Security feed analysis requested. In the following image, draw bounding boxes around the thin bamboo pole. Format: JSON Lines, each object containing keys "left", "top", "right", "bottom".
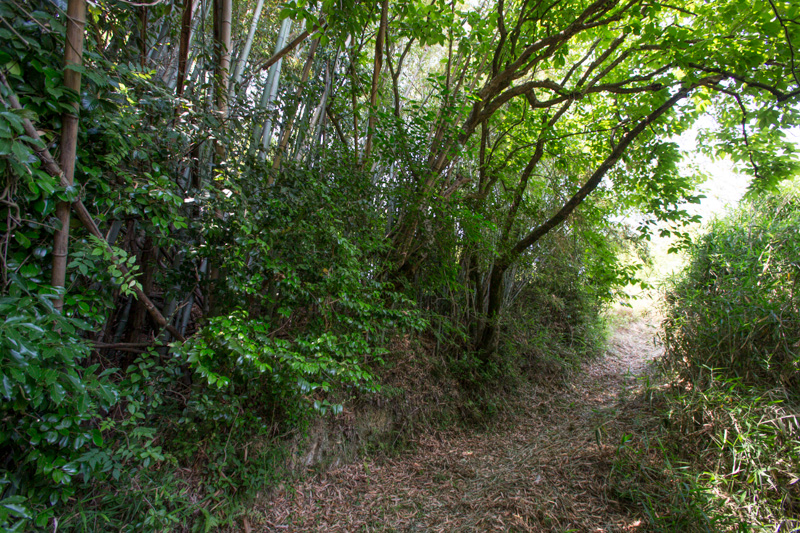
{"left": 51, "top": 0, "right": 87, "bottom": 312}
{"left": 230, "top": 0, "right": 265, "bottom": 92}
{"left": 175, "top": 0, "right": 196, "bottom": 99}
{"left": 213, "top": 0, "right": 232, "bottom": 117}
{"left": 271, "top": 36, "right": 319, "bottom": 171}
{"left": 255, "top": 17, "right": 293, "bottom": 157}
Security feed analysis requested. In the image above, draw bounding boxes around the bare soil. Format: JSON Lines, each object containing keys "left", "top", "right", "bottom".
{"left": 254, "top": 318, "right": 663, "bottom": 532}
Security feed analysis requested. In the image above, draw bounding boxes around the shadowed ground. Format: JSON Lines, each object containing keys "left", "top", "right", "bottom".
{"left": 255, "top": 317, "right": 662, "bottom": 532}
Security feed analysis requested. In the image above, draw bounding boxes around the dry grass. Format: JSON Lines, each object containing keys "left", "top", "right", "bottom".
{"left": 250, "top": 318, "right": 663, "bottom": 532}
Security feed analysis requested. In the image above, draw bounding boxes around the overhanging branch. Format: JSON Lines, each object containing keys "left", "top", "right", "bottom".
{"left": 504, "top": 79, "right": 719, "bottom": 264}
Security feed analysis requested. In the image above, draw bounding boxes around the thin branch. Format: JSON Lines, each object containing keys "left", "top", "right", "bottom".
{"left": 0, "top": 16, "right": 32, "bottom": 46}
{"left": 578, "top": 34, "right": 628, "bottom": 87}
{"left": 254, "top": 21, "right": 325, "bottom": 73}
{"left": 688, "top": 63, "right": 800, "bottom": 102}
{"left": 654, "top": 2, "right": 698, "bottom": 16}
{"left": 116, "top": 0, "right": 166, "bottom": 6}
{"left": 325, "top": 106, "right": 349, "bottom": 148}
{"left": 766, "top": 0, "right": 800, "bottom": 87}
{"left": 500, "top": 99, "right": 572, "bottom": 243}
{"left": 714, "top": 85, "right": 763, "bottom": 180}
{"left": 562, "top": 37, "right": 601, "bottom": 86}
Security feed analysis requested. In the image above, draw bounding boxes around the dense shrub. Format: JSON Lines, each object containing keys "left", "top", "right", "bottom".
{"left": 0, "top": 2, "right": 424, "bottom": 524}
{"left": 502, "top": 225, "right": 628, "bottom": 377}
{"left": 662, "top": 187, "right": 800, "bottom": 389}
{"left": 0, "top": 286, "right": 117, "bottom": 529}
{"left": 638, "top": 183, "right": 800, "bottom": 530}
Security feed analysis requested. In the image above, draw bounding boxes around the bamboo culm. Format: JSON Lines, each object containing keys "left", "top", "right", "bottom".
{"left": 255, "top": 18, "right": 293, "bottom": 157}
{"left": 51, "top": 0, "right": 87, "bottom": 312}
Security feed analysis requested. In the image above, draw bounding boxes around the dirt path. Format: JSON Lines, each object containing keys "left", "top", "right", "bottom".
{"left": 258, "top": 318, "right": 662, "bottom": 532}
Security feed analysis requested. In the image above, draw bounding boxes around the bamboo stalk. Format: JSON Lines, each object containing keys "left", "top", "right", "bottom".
{"left": 213, "top": 0, "right": 232, "bottom": 117}
{"left": 175, "top": 0, "right": 196, "bottom": 99}
{"left": 255, "top": 23, "right": 322, "bottom": 74}
{"left": 230, "top": 0, "right": 265, "bottom": 91}
{"left": 271, "top": 37, "right": 320, "bottom": 171}
{"left": 51, "top": 0, "right": 87, "bottom": 312}
{"left": 255, "top": 18, "right": 293, "bottom": 157}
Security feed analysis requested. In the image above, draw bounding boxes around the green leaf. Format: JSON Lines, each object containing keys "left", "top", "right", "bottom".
{"left": 13, "top": 232, "right": 31, "bottom": 248}
{"left": 1, "top": 499, "right": 30, "bottom": 520}
{"left": 49, "top": 383, "right": 66, "bottom": 404}
{"left": 91, "top": 429, "right": 103, "bottom": 447}
{"left": 0, "top": 374, "right": 13, "bottom": 399}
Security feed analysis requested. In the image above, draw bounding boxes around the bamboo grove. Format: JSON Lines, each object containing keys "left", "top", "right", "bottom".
{"left": 0, "top": 0, "right": 799, "bottom": 527}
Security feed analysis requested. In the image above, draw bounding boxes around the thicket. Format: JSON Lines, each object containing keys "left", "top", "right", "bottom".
{"left": 0, "top": 4, "right": 423, "bottom": 529}
{"left": 2, "top": 0, "right": 799, "bottom": 529}
{"left": 0, "top": 2, "right": 613, "bottom": 529}
{"left": 663, "top": 190, "right": 800, "bottom": 389}
{"left": 612, "top": 185, "right": 800, "bottom": 531}
{"left": 503, "top": 224, "right": 640, "bottom": 378}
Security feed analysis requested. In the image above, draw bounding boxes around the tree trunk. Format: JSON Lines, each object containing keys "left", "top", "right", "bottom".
{"left": 475, "top": 261, "right": 507, "bottom": 358}
{"left": 349, "top": 43, "right": 360, "bottom": 161}
{"left": 51, "top": 0, "right": 87, "bottom": 312}
{"left": 362, "top": 0, "right": 388, "bottom": 163}
{"left": 139, "top": 6, "right": 148, "bottom": 67}
{"left": 474, "top": 84, "right": 701, "bottom": 357}
{"left": 126, "top": 236, "right": 158, "bottom": 342}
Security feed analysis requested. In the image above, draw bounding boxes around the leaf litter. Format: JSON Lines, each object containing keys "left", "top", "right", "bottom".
{"left": 256, "top": 318, "right": 663, "bottom": 532}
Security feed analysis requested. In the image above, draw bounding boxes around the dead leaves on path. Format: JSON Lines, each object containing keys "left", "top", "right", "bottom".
{"left": 257, "top": 319, "right": 662, "bottom": 532}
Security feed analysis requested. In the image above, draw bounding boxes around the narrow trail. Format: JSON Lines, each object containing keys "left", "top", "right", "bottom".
{"left": 259, "top": 318, "right": 663, "bottom": 532}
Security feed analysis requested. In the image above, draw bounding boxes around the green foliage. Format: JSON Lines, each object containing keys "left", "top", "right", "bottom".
{"left": 188, "top": 154, "right": 426, "bottom": 414}
{"left": 610, "top": 425, "right": 734, "bottom": 532}
{"left": 0, "top": 284, "right": 118, "bottom": 530}
{"left": 612, "top": 377, "right": 800, "bottom": 531}
{"left": 505, "top": 230, "right": 610, "bottom": 376}
{"left": 51, "top": 350, "right": 294, "bottom": 533}
{"left": 668, "top": 382, "right": 799, "bottom": 529}
{"left": 175, "top": 309, "right": 381, "bottom": 414}
{"left": 614, "top": 183, "right": 800, "bottom": 531}
{"left": 663, "top": 186, "right": 800, "bottom": 389}
{"left": 2, "top": 0, "right": 800, "bottom": 528}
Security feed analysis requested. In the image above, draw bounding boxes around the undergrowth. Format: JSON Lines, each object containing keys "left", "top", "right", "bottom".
{"left": 610, "top": 183, "right": 800, "bottom": 531}
{"left": 505, "top": 259, "right": 609, "bottom": 381}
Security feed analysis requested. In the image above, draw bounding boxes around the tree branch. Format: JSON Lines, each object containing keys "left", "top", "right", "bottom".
{"left": 254, "top": 20, "right": 325, "bottom": 73}
{"left": 688, "top": 63, "right": 800, "bottom": 102}
{"left": 504, "top": 79, "right": 715, "bottom": 264}
{"left": 766, "top": 0, "right": 800, "bottom": 87}
{"left": 713, "top": 85, "right": 763, "bottom": 180}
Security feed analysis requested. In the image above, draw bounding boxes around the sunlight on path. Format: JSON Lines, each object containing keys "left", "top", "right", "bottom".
{"left": 257, "top": 318, "right": 662, "bottom": 532}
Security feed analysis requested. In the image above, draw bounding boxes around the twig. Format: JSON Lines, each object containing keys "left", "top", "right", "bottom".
{"left": 766, "top": 0, "right": 800, "bottom": 87}
{"left": 714, "top": 85, "right": 763, "bottom": 181}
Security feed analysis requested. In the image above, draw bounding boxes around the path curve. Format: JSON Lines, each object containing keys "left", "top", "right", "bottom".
{"left": 258, "top": 318, "right": 662, "bottom": 532}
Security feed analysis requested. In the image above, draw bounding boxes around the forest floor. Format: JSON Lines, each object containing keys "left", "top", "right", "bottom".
{"left": 254, "top": 315, "right": 664, "bottom": 532}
